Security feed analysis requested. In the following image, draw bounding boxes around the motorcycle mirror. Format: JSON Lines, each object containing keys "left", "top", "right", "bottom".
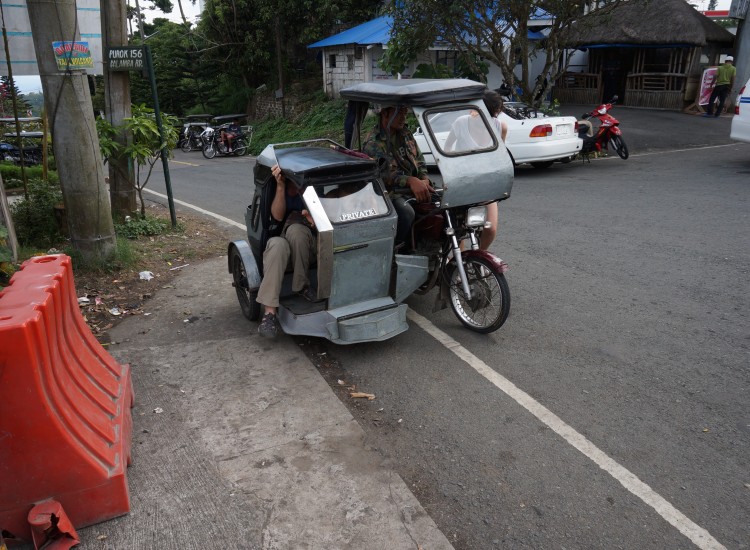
{"left": 582, "top": 113, "right": 590, "bottom": 119}
{"left": 612, "top": 95, "right": 619, "bottom": 101}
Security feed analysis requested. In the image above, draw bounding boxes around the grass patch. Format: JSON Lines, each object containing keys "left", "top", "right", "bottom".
{"left": 250, "top": 99, "right": 349, "bottom": 155}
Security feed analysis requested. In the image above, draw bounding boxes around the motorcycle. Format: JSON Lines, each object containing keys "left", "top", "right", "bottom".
{"left": 578, "top": 95, "right": 629, "bottom": 159}
{"left": 228, "top": 79, "right": 514, "bottom": 344}
{"left": 201, "top": 114, "right": 251, "bottom": 159}
{"left": 201, "top": 126, "right": 249, "bottom": 159}
{"left": 180, "top": 122, "right": 208, "bottom": 152}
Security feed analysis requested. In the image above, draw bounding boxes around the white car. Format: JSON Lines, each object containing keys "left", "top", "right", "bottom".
{"left": 730, "top": 76, "right": 750, "bottom": 144}
{"left": 415, "top": 102, "right": 582, "bottom": 169}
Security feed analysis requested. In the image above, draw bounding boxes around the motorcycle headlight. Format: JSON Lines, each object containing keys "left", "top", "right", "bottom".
{"left": 466, "top": 206, "right": 487, "bottom": 228}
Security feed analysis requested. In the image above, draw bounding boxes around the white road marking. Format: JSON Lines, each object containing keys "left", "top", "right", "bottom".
{"left": 594, "top": 142, "right": 740, "bottom": 161}
{"left": 406, "top": 309, "right": 726, "bottom": 550}
{"left": 143, "top": 188, "right": 246, "bottom": 230}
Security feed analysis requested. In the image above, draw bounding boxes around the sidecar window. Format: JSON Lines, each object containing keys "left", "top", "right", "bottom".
{"left": 425, "top": 108, "right": 498, "bottom": 156}
{"left": 317, "top": 181, "right": 389, "bottom": 224}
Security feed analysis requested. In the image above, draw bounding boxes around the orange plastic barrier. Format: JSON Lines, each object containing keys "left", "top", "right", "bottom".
{"left": 0, "top": 254, "right": 133, "bottom": 542}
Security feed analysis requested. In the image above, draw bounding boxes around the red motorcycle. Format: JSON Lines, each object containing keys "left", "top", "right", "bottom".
{"left": 578, "top": 95, "right": 629, "bottom": 159}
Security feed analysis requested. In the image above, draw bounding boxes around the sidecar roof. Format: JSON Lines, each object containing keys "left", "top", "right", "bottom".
{"left": 340, "top": 79, "right": 486, "bottom": 107}
{"left": 256, "top": 144, "right": 379, "bottom": 187}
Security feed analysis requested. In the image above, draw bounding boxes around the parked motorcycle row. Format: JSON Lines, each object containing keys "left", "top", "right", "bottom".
{"left": 177, "top": 113, "right": 253, "bottom": 159}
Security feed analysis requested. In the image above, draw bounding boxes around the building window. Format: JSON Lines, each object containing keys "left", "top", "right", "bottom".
{"left": 347, "top": 54, "right": 355, "bottom": 70}
{"left": 329, "top": 54, "right": 337, "bottom": 68}
{"left": 355, "top": 47, "right": 363, "bottom": 60}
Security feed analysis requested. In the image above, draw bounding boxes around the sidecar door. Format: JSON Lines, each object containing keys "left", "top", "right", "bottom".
{"left": 412, "top": 104, "right": 514, "bottom": 207}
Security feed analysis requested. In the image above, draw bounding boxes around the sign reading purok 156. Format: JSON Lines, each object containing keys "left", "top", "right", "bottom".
{"left": 107, "top": 47, "right": 145, "bottom": 72}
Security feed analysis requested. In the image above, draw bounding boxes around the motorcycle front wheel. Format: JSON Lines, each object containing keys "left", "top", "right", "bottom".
{"left": 181, "top": 139, "right": 194, "bottom": 153}
{"left": 610, "top": 135, "right": 629, "bottom": 159}
{"left": 447, "top": 256, "right": 510, "bottom": 333}
{"left": 202, "top": 142, "right": 217, "bottom": 159}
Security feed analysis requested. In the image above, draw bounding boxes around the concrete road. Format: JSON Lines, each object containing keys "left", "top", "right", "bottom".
{"left": 145, "top": 109, "right": 749, "bottom": 549}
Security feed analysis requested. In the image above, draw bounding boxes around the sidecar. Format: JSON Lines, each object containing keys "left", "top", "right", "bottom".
{"left": 228, "top": 79, "right": 514, "bottom": 344}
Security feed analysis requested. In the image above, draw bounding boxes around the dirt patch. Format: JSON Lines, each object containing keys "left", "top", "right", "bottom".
{"left": 73, "top": 203, "right": 236, "bottom": 344}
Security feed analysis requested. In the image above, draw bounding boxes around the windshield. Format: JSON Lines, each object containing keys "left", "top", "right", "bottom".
{"left": 315, "top": 180, "right": 389, "bottom": 224}
{"left": 424, "top": 108, "right": 498, "bottom": 156}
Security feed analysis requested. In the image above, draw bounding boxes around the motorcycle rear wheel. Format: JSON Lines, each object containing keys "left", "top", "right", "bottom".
{"left": 447, "top": 256, "right": 510, "bottom": 333}
{"left": 230, "top": 247, "right": 261, "bottom": 321}
{"left": 610, "top": 135, "right": 629, "bottom": 159}
{"left": 202, "top": 142, "right": 217, "bottom": 159}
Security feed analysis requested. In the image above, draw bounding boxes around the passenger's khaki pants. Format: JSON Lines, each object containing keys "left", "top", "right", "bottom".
{"left": 256, "top": 223, "right": 315, "bottom": 308}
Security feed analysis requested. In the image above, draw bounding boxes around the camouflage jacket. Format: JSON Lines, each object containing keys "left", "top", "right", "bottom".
{"left": 362, "top": 123, "right": 428, "bottom": 190}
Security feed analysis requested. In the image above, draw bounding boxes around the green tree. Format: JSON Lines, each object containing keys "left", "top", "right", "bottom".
{"left": 97, "top": 104, "right": 179, "bottom": 217}
{"left": 0, "top": 77, "right": 32, "bottom": 117}
{"left": 382, "top": 0, "right": 626, "bottom": 107}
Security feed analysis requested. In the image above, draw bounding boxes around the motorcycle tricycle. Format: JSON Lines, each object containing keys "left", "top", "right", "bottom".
{"left": 578, "top": 95, "right": 629, "bottom": 159}
{"left": 228, "top": 79, "right": 514, "bottom": 344}
{"left": 201, "top": 114, "right": 251, "bottom": 158}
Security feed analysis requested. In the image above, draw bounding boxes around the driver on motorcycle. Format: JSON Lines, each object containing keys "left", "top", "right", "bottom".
{"left": 221, "top": 119, "right": 242, "bottom": 153}
{"left": 362, "top": 104, "right": 434, "bottom": 251}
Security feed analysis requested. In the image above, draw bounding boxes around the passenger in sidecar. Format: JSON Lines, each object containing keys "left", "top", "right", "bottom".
{"left": 229, "top": 141, "right": 425, "bottom": 343}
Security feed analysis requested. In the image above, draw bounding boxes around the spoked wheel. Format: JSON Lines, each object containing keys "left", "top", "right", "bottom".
{"left": 181, "top": 139, "right": 194, "bottom": 153}
{"left": 610, "top": 135, "right": 629, "bottom": 159}
{"left": 233, "top": 138, "right": 248, "bottom": 156}
{"left": 202, "top": 141, "right": 217, "bottom": 159}
{"left": 447, "top": 256, "right": 510, "bottom": 333}
{"left": 230, "top": 247, "right": 260, "bottom": 321}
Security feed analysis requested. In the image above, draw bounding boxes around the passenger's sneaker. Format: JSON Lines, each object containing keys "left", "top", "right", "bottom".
{"left": 258, "top": 312, "right": 278, "bottom": 338}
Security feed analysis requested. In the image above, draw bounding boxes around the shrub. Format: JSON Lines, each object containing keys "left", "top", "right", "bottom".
{"left": 9, "top": 178, "right": 63, "bottom": 248}
{"left": 114, "top": 215, "right": 169, "bottom": 239}
{"left": 1, "top": 162, "right": 59, "bottom": 190}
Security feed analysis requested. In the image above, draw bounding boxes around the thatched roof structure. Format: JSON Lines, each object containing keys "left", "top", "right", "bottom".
{"left": 561, "top": 0, "right": 735, "bottom": 47}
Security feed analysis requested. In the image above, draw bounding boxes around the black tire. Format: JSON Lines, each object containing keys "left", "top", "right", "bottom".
{"left": 230, "top": 247, "right": 261, "bottom": 321}
{"left": 233, "top": 138, "right": 248, "bottom": 156}
{"left": 181, "top": 139, "right": 193, "bottom": 153}
{"left": 447, "top": 256, "right": 510, "bottom": 333}
{"left": 610, "top": 135, "right": 629, "bottom": 159}
{"left": 202, "top": 142, "right": 217, "bottom": 159}
{"left": 531, "top": 161, "right": 554, "bottom": 169}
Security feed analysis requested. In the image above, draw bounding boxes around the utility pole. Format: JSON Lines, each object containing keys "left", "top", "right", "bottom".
{"left": 101, "top": 0, "right": 136, "bottom": 219}
{"left": 26, "top": 0, "right": 116, "bottom": 262}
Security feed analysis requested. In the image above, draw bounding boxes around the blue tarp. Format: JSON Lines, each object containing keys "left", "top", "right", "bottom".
{"left": 308, "top": 15, "right": 546, "bottom": 49}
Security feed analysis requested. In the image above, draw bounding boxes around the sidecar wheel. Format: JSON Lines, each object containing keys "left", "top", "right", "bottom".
{"left": 233, "top": 138, "right": 248, "bottom": 156}
{"left": 610, "top": 135, "right": 629, "bottom": 159}
{"left": 230, "top": 247, "right": 260, "bottom": 321}
{"left": 202, "top": 143, "right": 217, "bottom": 159}
{"left": 447, "top": 256, "right": 510, "bottom": 333}
{"left": 181, "top": 140, "right": 193, "bottom": 153}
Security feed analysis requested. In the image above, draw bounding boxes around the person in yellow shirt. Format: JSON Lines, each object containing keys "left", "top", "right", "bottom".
{"left": 705, "top": 57, "right": 736, "bottom": 117}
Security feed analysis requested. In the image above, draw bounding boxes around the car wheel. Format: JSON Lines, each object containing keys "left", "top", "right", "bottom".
{"left": 531, "top": 161, "right": 554, "bottom": 169}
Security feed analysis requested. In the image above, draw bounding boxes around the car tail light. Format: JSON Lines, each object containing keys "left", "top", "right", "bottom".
{"left": 530, "top": 124, "right": 552, "bottom": 138}
{"left": 574, "top": 121, "right": 579, "bottom": 133}
{"left": 736, "top": 85, "right": 746, "bottom": 115}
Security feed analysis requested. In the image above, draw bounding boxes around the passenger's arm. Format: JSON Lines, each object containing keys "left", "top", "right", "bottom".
{"left": 270, "top": 165, "right": 287, "bottom": 222}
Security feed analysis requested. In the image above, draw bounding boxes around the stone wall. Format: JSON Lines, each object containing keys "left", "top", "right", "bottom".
{"left": 250, "top": 91, "right": 307, "bottom": 121}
